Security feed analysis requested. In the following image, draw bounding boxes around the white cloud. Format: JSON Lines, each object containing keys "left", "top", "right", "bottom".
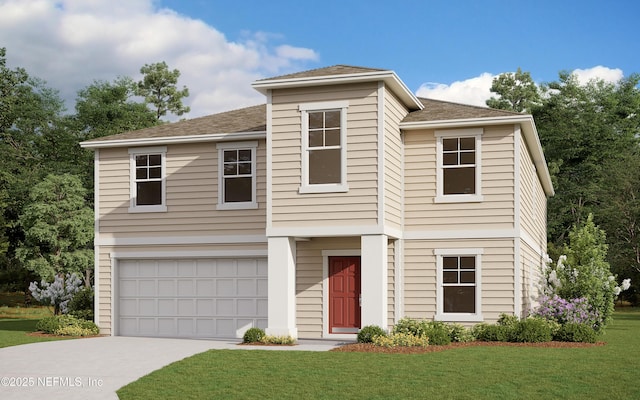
{"left": 572, "top": 66, "right": 623, "bottom": 85}
{"left": 415, "top": 66, "right": 626, "bottom": 107}
{"left": 415, "top": 73, "right": 495, "bottom": 107}
{"left": 0, "top": 0, "right": 319, "bottom": 118}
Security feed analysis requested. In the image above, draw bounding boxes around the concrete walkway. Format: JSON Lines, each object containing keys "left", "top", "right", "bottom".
{"left": 0, "top": 336, "right": 346, "bottom": 400}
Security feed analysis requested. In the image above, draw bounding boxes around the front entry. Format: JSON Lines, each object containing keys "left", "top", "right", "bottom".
{"left": 328, "top": 256, "right": 361, "bottom": 334}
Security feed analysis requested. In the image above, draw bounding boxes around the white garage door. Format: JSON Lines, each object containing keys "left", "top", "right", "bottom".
{"left": 118, "top": 258, "right": 267, "bottom": 338}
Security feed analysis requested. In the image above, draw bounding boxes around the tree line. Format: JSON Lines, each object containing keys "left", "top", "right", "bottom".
{"left": 487, "top": 68, "right": 640, "bottom": 304}
{"left": 0, "top": 47, "right": 189, "bottom": 289}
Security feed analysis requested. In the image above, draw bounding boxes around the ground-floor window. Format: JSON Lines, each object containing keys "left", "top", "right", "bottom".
{"left": 435, "top": 248, "right": 483, "bottom": 322}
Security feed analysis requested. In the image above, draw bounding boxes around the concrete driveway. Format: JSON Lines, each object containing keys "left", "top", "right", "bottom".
{"left": 0, "top": 336, "right": 342, "bottom": 400}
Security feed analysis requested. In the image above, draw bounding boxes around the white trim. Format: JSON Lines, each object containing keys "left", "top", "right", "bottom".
{"left": 110, "top": 250, "right": 268, "bottom": 259}
{"left": 267, "top": 225, "right": 403, "bottom": 238}
{"left": 266, "top": 237, "right": 298, "bottom": 338}
{"left": 321, "top": 250, "right": 361, "bottom": 338}
{"left": 252, "top": 70, "right": 423, "bottom": 110}
{"left": 216, "top": 141, "right": 258, "bottom": 210}
{"left": 377, "top": 82, "right": 385, "bottom": 229}
{"left": 128, "top": 146, "right": 168, "bottom": 213}
{"left": 434, "top": 248, "right": 484, "bottom": 322}
{"left": 299, "top": 100, "right": 349, "bottom": 111}
{"left": 514, "top": 125, "right": 522, "bottom": 318}
{"left": 434, "top": 128, "right": 483, "bottom": 203}
{"left": 266, "top": 90, "right": 273, "bottom": 231}
{"left": 93, "top": 149, "right": 100, "bottom": 327}
{"left": 80, "top": 132, "right": 266, "bottom": 149}
{"left": 96, "top": 234, "right": 267, "bottom": 246}
{"left": 110, "top": 255, "right": 117, "bottom": 336}
{"left": 299, "top": 101, "right": 349, "bottom": 193}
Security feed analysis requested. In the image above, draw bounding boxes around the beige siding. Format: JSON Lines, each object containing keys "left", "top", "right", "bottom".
{"left": 519, "top": 134, "right": 547, "bottom": 247}
{"left": 520, "top": 240, "right": 544, "bottom": 316}
{"left": 383, "top": 89, "right": 407, "bottom": 230}
{"left": 404, "top": 126, "right": 516, "bottom": 231}
{"left": 96, "top": 243, "right": 267, "bottom": 335}
{"left": 295, "top": 237, "right": 361, "bottom": 338}
{"left": 98, "top": 141, "right": 266, "bottom": 239}
{"left": 403, "top": 239, "right": 515, "bottom": 323}
{"left": 271, "top": 83, "right": 380, "bottom": 228}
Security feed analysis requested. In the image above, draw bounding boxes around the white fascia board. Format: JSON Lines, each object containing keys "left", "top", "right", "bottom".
{"left": 80, "top": 131, "right": 266, "bottom": 149}
{"left": 252, "top": 71, "right": 423, "bottom": 111}
{"left": 400, "top": 115, "right": 554, "bottom": 196}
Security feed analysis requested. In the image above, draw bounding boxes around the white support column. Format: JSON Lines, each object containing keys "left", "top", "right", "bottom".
{"left": 361, "top": 234, "right": 388, "bottom": 329}
{"left": 266, "top": 236, "right": 298, "bottom": 338}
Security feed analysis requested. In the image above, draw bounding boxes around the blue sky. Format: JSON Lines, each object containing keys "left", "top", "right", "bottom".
{"left": 0, "top": 0, "right": 637, "bottom": 118}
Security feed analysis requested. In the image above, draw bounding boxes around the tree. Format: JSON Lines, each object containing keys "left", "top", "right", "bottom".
{"left": 16, "top": 174, "right": 93, "bottom": 282}
{"left": 74, "top": 77, "right": 158, "bottom": 140}
{"left": 135, "top": 61, "right": 190, "bottom": 120}
{"left": 533, "top": 73, "right": 640, "bottom": 244}
{"left": 486, "top": 67, "right": 541, "bottom": 113}
{"left": 0, "top": 48, "right": 66, "bottom": 276}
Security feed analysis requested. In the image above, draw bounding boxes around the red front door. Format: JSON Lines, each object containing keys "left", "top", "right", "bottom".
{"left": 329, "top": 256, "right": 361, "bottom": 334}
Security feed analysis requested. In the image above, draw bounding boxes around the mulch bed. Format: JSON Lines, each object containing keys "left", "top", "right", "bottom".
{"left": 27, "top": 331, "right": 105, "bottom": 339}
{"left": 331, "top": 341, "right": 605, "bottom": 354}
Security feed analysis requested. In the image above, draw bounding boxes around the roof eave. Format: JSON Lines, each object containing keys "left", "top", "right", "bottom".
{"left": 400, "top": 115, "right": 555, "bottom": 196}
{"left": 252, "top": 71, "right": 423, "bottom": 111}
{"left": 80, "top": 131, "right": 266, "bottom": 149}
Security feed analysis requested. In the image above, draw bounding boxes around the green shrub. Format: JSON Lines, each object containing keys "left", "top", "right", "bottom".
{"left": 393, "top": 318, "right": 428, "bottom": 337}
{"left": 422, "top": 321, "right": 451, "bottom": 346}
{"left": 36, "top": 314, "right": 99, "bottom": 335}
{"left": 55, "top": 325, "right": 97, "bottom": 336}
{"left": 68, "top": 287, "right": 94, "bottom": 321}
{"left": 555, "top": 323, "right": 599, "bottom": 343}
{"left": 261, "top": 335, "right": 295, "bottom": 345}
{"left": 448, "top": 323, "right": 475, "bottom": 343}
{"left": 497, "top": 313, "right": 520, "bottom": 328}
{"left": 242, "top": 327, "right": 265, "bottom": 343}
{"left": 372, "top": 332, "right": 429, "bottom": 348}
{"left": 473, "top": 323, "right": 512, "bottom": 342}
{"left": 392, "top": 318, "right": 451, "bottom": 345}
{"left": 357, "top": 325, "right": 387, "bottom": 343}
{"left": 512, "top": 317, "right": 555, "bottom": 343}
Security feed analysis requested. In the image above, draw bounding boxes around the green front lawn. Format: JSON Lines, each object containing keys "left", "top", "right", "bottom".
{"left": 118, "top": 308, "right": 640, "bottom": 400}
{"left": 0, "top": 319, "right": 70, "bottom": 348}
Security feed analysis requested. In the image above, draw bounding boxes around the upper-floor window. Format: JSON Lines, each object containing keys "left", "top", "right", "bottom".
{"left": 435, "top": 128, "right": 483, "bottom": 203}
{"left": 435, "top": 248, "right": 483, "bottom": 322}
{"left": 129, "top": 146, "right": 167, "bottom": 213}
{"left": 299, "top": 101, "right": 349, "bottom": 194}
{"left": 217, "top": 141, "right": 258, "bottom": 210}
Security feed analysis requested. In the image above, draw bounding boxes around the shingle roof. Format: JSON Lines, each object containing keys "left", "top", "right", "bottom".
{"left": 84, "top": 104, "right": 266, "bottom": 143}
{"left": 403, "top": 98, "right": 523, "bottom": 123}
{"left": 254, "top": 65, "right": 389, "bottom": 82}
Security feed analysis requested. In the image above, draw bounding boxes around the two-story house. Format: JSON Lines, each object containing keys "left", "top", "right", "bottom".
{"left": 80, "top": 65, "right": 554, "bottom": 339}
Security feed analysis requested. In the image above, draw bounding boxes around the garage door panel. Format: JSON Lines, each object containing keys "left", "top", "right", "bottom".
{"left": 119, "top": 258, "right": 267, "bottom": 338}
{"left": 158, "top": 299, "right": 176, "bottom": 315}
{"left": 158, "top": 261, "right": 176, "bottom": 276}
{"left": 196, "top": 280, "right": 215, "bottom": 296}
{"left": 216, "top": 279, "right": 234, "bottom": 296}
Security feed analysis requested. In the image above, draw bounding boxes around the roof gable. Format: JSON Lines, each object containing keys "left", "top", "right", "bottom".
{"left": 254, "top": 65, "right": 388, "bottom": 82}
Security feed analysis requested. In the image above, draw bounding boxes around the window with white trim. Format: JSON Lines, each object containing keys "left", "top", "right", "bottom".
{"left": 435, "top": 128, "right": 483, "bottom": 203}
{"left": 129, "top": 146, "right": 167, "bottom": 213}
{"left": 299, "top": 101, "right": 349, "bottom": 193}
{"left": 217, "top": 141, "right": 258, "bottom": 210}
{"left": 435, "top": 248, "right": 483, "bottom": 322}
